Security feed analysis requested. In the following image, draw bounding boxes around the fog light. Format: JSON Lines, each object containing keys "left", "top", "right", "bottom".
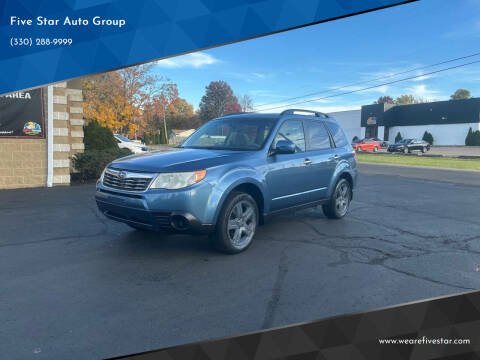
{"left": 170, "top": 215, "right": 190, "bottom": 231}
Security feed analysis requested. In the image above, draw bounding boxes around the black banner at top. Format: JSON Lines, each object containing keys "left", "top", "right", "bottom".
{"left": 0, "top": 88, "right": 44, "bottom": 138}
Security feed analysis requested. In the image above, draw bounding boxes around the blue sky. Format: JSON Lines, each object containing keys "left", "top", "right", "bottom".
{"left": 152, "top": 0, "right": 480, "bottom": 113}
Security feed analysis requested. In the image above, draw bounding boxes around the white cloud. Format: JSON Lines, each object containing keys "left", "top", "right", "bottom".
{"left": 156, "top": 52, "right": 219, "bottom": 68}
{"left": 405, "top": 84, "right": 439, "bottom": 100}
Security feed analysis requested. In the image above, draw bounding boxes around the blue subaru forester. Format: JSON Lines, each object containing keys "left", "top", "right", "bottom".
{"left": 95, "top": 109, "right": 358, "bottom": 253}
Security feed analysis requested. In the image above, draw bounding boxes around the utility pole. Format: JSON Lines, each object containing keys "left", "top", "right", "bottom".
{"left": 163, "top": 103, "right": 168, "bottom": 144}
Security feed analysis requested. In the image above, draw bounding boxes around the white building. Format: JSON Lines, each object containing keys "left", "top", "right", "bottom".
{"left": 329, "top": 98, "right": 480, "bottom": 145}
{"left": 327, "top": 109, "right": 363, "bottom": 143}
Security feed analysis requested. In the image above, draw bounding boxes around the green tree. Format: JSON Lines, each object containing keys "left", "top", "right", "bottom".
{"left": 466, "top": 127, "right": 473, "bottom": 145}
{"left": 198, "top": 81, "right": 239, "bottom": 123}
{"left": 395, "top": 94, "right": 421, "bottom": 105}
{"left": 395, "top": 132, "right": 403, "bottom": 143}
{"left": 422, "top": 131, "right": 434, "bottom": 145}
{"left": 450, "top": 89, "right": 472, "bottom": 100}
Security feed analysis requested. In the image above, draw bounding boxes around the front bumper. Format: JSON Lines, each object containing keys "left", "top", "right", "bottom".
{"left": 95, "top": 181, "right": 215, "bottom": 233}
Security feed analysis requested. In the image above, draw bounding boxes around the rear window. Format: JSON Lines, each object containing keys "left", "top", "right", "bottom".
{"left": 325, "top": 121, "right": 349, "bottom": 148}
{"left": 304, "top": 120, "right": 331, "bottom": 151}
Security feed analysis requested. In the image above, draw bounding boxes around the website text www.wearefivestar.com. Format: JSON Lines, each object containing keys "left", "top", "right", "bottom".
{"left": 379, "top": 336, "right": 471, "bottom": 345}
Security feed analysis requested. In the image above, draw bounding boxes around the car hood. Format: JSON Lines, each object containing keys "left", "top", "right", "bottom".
{"left": 109, "top": 147, "right": 255, "bottom": 173}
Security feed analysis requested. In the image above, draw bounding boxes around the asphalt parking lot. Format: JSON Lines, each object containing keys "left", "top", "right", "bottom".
{"left": 2, "top": 164, "right": 480, "bottom": 359}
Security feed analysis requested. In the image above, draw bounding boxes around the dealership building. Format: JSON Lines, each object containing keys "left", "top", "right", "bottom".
{"left": 0, "top": 80, "right": 84, "bottom": 190}
{"left": 330, "top": 97, "right": 480, "bottom": 145}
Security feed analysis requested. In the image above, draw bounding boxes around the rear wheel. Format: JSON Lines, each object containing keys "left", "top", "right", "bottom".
{"left": 421, "top": 147, "right": 425, "bottom": 153}
{"left": 213, "top": 191, "right": 258, "bottom": 254}
{"left": 322, "top": 179, "right": 352, "bottom": 219}
{"left": 404, "top": 148, "right": 409, "bottom": 154}
{"left": 373, "top": 146, "right": 378, "bottom": 152}
{"left": 357, "top": 147, "right": 362, "bottom": 152}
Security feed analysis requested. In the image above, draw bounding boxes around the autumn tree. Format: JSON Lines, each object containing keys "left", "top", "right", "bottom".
{"left": 450, "top": 89, "right": 472, "bottom": 100}
{"left": 374, "top": 96, "right": 394, "bottom": 104}
{"left": 198, "top": 81, "right": 240, "bottom": 123}
{"left": 83, "top": 63, "right": 176, "bottom": 139}
{"left": 165, "top": 98, "right": 199, "bottom": 130}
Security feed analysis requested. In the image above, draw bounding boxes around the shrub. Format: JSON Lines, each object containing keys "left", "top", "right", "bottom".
{"left": 466, "top": 127, "right": 473, "bottom": 145}
{"left": 144, "top": 132, "right": 163, "bottom": 145}
{"left": 72, "top": 148, "right": 132, "bottom": 182}
{"left": 465, "top": 127, "right": 480, "bottom": 146}
{"left": 83, "top": 121, "right": 119, "bottom": 151}
{"left": 422, "top": 131, "right": 434, "bottom": 145}
{"left": 352, "top": 136, "right": 359, "bottom": 142}
{"left": 395, "top": 132, "right": 403, "bottom": 143}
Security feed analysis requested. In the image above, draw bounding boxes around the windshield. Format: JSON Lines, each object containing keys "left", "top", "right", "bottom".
{"left": 115, "top": 135, "right": 131, "bottom": 142}
{"left": 398, "top": 139, "right": 412, "bottom": 144}
{"left": 181, "top": 117, "right": 275, "bottom": 150}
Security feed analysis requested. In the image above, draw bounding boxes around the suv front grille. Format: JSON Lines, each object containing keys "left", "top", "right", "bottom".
{"left": 103, "top": 168, "right": 154, "bottom": 192}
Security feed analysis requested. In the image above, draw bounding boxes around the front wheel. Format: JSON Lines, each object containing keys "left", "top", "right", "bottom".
{"left": 213, "top": 191, "right": 258, "bottom": 254}
{"left": 322, "top": 179, "right": 352, "bottom": 219}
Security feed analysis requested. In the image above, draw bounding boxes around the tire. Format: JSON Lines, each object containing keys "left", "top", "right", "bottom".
{"left": 421, "top": 147, "right": 425, "bottom": 153}
{"left": 357, "top": 147, "right": 362, "bottom": 152}
{"left": 213, "top": 191, "right": 259, "bottom": 254}
{"left": 404, "top": 148, "right": 408, "bottom": 154}
{"left": 373, "top": 146, "right": 378, "bottom": 152}
{"left": 322, "top": 178, "right": 352, "bottom": 219}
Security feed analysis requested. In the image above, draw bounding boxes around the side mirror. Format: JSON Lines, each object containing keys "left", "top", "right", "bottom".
{"left": 274, "top": 140, "right": 296, "bottom": 154}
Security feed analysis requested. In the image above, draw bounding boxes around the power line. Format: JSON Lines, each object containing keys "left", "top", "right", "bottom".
{"left": 255, "top": 59, "right": 480, "bottom": 112}
{"left": 254, "top": 52, "right": 480, "bottom": 110}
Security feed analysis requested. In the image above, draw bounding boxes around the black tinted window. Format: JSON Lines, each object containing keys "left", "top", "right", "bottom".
{"left": 305, "top": 121, "right": 331, "bottom": 151}
{"left": 326, "top": 122, "right": 349, "bottom": 148}
{"left": 273, "top": 120, "right": 305, "bottom": 152}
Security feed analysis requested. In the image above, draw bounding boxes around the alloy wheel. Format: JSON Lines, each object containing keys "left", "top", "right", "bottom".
{"left": 227, "top": 200, "right": 256, "bottom": 250}
{"left": 335, "top": 181, "right": 350, "bottom": 217}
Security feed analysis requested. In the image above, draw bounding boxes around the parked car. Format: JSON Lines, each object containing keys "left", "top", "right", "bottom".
{"left": 352, "top": 138, "right": 381, "bottom": 152}
{"left": 114, "top": 134, "right": 147, "bottom": 154}
{"left": 367, "top": 137, "right": 390, "bottom": 148}
{"left": 96, "top": 109, "right": 358, "bottom": 254}
{"left": 387, "top": 138, "right": 431, "bottom": 153}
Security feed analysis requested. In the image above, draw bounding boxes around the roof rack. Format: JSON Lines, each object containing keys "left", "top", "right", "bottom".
{"left": 280, "top": 109, "right": 329, "bottom": 118}
{"left": 222, "top": 111, "right": 252, "bottom": 116}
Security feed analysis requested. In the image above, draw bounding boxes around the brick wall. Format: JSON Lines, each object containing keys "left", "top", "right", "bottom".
{"left": 0, "top": 138, "right": 47, "bottom": 189}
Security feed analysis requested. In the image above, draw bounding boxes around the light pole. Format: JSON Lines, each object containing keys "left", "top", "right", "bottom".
{"left": 163, "top": 103, "right": 168, "bottom": 144}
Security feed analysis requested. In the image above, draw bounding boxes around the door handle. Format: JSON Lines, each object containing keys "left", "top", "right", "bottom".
{"left": 329, "top": 154, "right": 339, "bottom": 161}
{"left": 304, "top": 158, "right": 312, "bottom": 165}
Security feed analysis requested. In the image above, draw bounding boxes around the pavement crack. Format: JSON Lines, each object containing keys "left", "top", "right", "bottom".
{"left": 378, "top": 263, "right": 476, "bottom": 291}
{"left": 261, "top": 245, "right": 290, "bottom": 330}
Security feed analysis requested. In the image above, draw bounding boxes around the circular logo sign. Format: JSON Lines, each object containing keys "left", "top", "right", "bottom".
{"left": 22, "top": 122, "right": 42, "bottom": 136}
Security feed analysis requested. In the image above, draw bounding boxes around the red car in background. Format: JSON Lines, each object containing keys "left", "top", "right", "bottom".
{"left": 352, "top": 138, "right": 381, "bottom": 152}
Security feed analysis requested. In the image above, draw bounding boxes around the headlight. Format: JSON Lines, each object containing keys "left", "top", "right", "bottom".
{"left": 149, "top": 170, "right": 206, "bottom": 189}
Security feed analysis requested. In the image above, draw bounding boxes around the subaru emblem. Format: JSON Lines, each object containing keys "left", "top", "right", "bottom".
{"left": 118, "top": 171, "right": 126, "bottom": 179}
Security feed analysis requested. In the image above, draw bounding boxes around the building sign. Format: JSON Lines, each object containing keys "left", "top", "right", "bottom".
{"left": 367, "top": 116, "right": 377, "bottom": 125}
{"left": 0, "top": 88, "right": 44, "bottom": 138}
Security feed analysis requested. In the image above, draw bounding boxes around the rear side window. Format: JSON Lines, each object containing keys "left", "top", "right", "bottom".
{"left": 325, "top": 121, "right": 349, "bottom": 148}
{"left": 273, "top": 120, "right": 306, "bottom": 152}
{"left": 305, "top": 120, "right": 331, "bottom": 151}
